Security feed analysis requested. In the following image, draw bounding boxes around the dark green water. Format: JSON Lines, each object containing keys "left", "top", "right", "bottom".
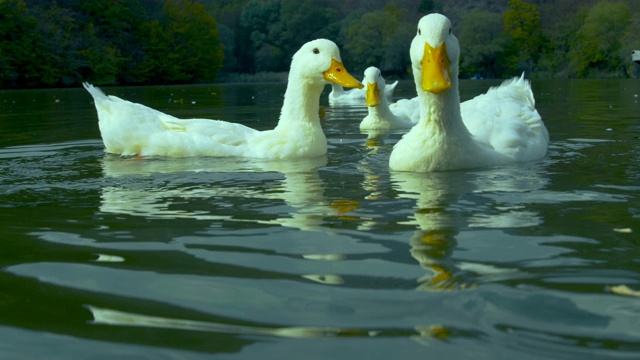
{"left": 0, "top": 79, "right": 639, "bottom": 359}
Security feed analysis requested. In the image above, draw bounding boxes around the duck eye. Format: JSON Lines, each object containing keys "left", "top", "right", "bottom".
{"left": 313, "top": 48, "right": 319, "bottom": 54}
{"left": 418, "top": 28, "right": 421, "bottom": 35}
{"left": 449, "top": 28, "right": 452, "bottom": 34}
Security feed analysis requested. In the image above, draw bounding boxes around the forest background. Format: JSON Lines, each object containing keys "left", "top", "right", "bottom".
{"left": 2, "top": 0, "right": 640, "bottom": 88}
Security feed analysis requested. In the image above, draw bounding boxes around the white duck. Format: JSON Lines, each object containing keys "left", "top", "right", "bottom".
{"left": 389, "top": 96, "right": 420, "bottom": 125}
{"left": 359, "top": 66, "right": 414, "bottom": 130}
{"left": 84, "top": 39, "right": 363, "bottom": 159}
{"left": 389, "top": 13, "right": 548, "bottom": 172}
{"left": 328, "top": 77, "right": 397, "bottom": 105}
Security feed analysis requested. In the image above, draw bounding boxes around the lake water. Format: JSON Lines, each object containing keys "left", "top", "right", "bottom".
{"left": 1, "top": 78, "right": 639, "bottom": 359}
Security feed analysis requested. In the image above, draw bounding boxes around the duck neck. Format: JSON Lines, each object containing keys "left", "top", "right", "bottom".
{"left": 369, "top": 96, "right": 394, "bottom": 119}
{"left": 418, "top": 79, "right": 470, "bottom": 138}
{"left": 276, "top": 77, "right": 324, "bottom": 131}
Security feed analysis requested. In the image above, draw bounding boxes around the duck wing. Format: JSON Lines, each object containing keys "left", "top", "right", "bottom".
{"left": 84, "top": 83, "right": 259, "bottom": 157}
{"left": 460, "top": 74, "right": 549, "bottom": 161}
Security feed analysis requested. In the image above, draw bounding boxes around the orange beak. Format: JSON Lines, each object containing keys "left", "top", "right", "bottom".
{"left": 421, "top": 42, "right": 451, "bottom": 94}
{"left": 324, "top": 59, "right": 364, "bottom": 89}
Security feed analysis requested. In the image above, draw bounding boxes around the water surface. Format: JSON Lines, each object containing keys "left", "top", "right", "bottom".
{"left": 1, "top": 79, "right": 639, "bottom": 359}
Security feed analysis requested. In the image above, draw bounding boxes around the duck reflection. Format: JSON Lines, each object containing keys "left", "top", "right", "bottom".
{"left": 100, "top": 155, "right": 364, "bottom": 286}
{"left": 100, "top": 155, "right": 334, "bottom": 231}
{"left": 391, "top": 171, "right": 472, "bottom": 291}
{"left": 85, "top": 304, "right": 445, "bottom": 339}
{"left": 391, "top": 164, "right": 549, "bottom": 291}
{"left": 85, "top": 304, "right": 373, "bottom": 338}
{"left": 358, "top": 133, "right": 386, "bottom": 202}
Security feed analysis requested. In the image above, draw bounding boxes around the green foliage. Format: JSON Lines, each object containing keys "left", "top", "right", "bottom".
{"left": 568, "top": 1, "right": 631, "bottom": 77}
{"left": 502, "top": 0, "right": 545, "bottom": 74}
{"left": 240, "top": 0, "right": 338, "bottom": 72}
{"left": 619, "top": 14, "right": 640, "bottom": 78}
{"left": 74, "top": 0, "right": 146, "bottom": 84}
{"left": 458, "top": 9, "right": 506, "bottom": 78}
{"left": 31, "top": 3, "right": 83, "bottom": 86}
{"left": 4, "top": 0, "right": 640, "bottom": 88}
{"left": 342, "top": 3, "right": 414, "bottom": 75}
{"left": 418, "top": 0, "right": 436, "bottom": 13}
{"left": 0, "top": 0, "right": 224, "bottom": 88}
{"left": 0, "top": 0, "right": 39, "bottom": 87}
{"left": 504, "top": 0, "right": 540, "bottom": 44}
{"left": 145, "top": 0, "right": 224, "bottom": 84}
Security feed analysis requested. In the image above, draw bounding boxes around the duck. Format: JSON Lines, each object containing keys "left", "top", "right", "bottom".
{"left": 328, "top": 77, "right": 397, "bottom": 105}
{"left": 84, "top": 39, "right": 363, "bottom": 159}
{"left": 389, "top": 13, "right": 548, "bottom": 172}
{"left": 389, "top": 96, "right": 420, "bottom": 125}
{"left": 360, "top": 66, "right": 414, "bottom": 130}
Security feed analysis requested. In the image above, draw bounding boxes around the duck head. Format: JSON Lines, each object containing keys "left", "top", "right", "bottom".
{"left": 291, "top": 39, "right": 363, "bottom": 90}
{"left": 364, "top": 66, "right": 386, "bottom": 107}
{"left": 410, "top": 14, "right": 460, "bottom": 94}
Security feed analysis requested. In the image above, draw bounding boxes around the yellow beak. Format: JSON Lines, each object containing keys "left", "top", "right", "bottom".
{"left": 421, "top": 42, "right": 451, "bottom": 94}
{"left": 324, "top": 59, "right": 364, "bottom": 89}
{"left": 365, "top": 82, "right": 380, "bottom": 107}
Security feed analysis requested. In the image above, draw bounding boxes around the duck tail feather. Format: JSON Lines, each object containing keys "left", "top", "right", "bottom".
{"left": 82, "top": 82, "right": 107, "bottom": 100}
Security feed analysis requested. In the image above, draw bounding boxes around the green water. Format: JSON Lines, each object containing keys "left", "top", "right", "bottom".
{"left": 0, "top": 79, "right": 639, "bottom": 359}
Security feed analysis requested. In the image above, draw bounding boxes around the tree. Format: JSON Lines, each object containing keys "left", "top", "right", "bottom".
{"left": 342, "top": 3, "right": 414, "bottom": 75}
{"left": 458, "top": 9, "right": 506, "bottom": 78}
{"left": 240, "top": 0, "right": 338, "bottom": 72}
{"left": 0, "top": 0, "right": 39, "bottom": 87}
{"left": 271, "top": 0, "right": 339, "bottom": 59}
{"left": 620, "top": 12, "right": 640, "bottom": 78}
{"left": 240, "top": 0, "right": 281, "bottom": 72}
{"left": 74, "top": 0, "right": 146, "bottom": 84}
{"left": 163, "top": 0, "right": 224, "bottom": 83}
{"left": 138, "top": 0, "right": 224, "bottom": 83}
{"left": 30, "top": 3, "right": 82, "bottom": 86}
{"left": 503, "top": 0, "right": 545, "bottom": 74}
{"left": 76, "top": 22, "right": 125, "bottom": 85}
{"left": 568, "top": 1, "right": 631, "bottom": 77}
{"left": 418, "top": 0, "right": 436, "bottom": 13}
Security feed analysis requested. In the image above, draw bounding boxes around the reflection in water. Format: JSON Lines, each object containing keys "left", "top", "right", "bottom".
{"left": 391, "top": 165, "right": 549, "bottom": 291}
{"left": 5, "top": 81, "right": 640, "bottom": 358}
{"left": 86, "top": 305, "right": 349, "bottom": 338}
{"left": 86, "top": 304, "right": 451, "bottom": 340}
{"left": 100, "top": 155, "right": 331, "bottom": 230}
{"left": 391, "top": 171, "right": 471, "bottom": 291}
{"left": 99, "top": 155, "right": 351, "bottom": 285}
{"left": 358, "top": 135, "right": 387, "bottom": 202}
